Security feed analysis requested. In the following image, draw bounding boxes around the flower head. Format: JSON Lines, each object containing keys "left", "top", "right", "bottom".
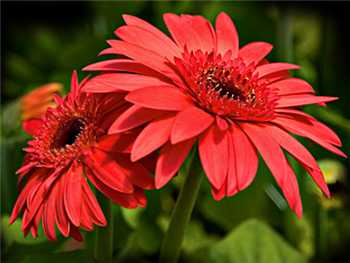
{"left": 83, "top": 13, "right": 346, "bottom": 217}
{"left": 11, "top": 72, "right": 154, "bottom": 240}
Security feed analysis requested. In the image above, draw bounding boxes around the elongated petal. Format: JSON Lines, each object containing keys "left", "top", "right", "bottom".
{"left": 84, "top": 149, "right": 134, "bottom": 193}
{"left": 199, "top": 125, "right": 229, "bottom": 189}
{"left": 126, "top": 85, "right": 192, "bottom": 111}
{"left": 264, "top": 124, "right": 330, "bottom": 196}
{"left": 64, "top": 163, "right": 82, "bottom": 227}
{"left": 171, "top": 106, "right": 214, "bottom": 144}
{"left": 255, "top": 63, "right": 300, "bottom": 78}
{"left": 42, "top": 184, "right": 58, "bottom": 240}
{"left": 55, "top": 179, "right": 70, "bottom": 237}
{"left": 277, "top": 95, "right": 337, "bottom": 108}
{"left": 131, "top": 115, "right": 175, "bottom": 161}
{"left": 215, "top": 12, "right": 239, "bottom": 57}
{"left": 228, "top": 124, "right": 258, "bottom": 194}
{"left": 82, "top": 73, "right": 168, "bottom": 93}
{"left": 163, "top": 13, "right": 215, "bottom": 53}
{"left": 22, "top": 119, "right": 44, "bottom": 136}
{"left": 107, "top": 40, "right": 177, "bottom": 78}
{"left": 83, "top": 59, "right": 167, "bottom": 80}
{"left": 123, "top": 14, "right": 181, "bottom": 55}
{"left": 238, "top": 42, "right": 273, "bottom": 65}
{"left": 240, "top": 123, "right": 302, "bottom": 217}
{"left": 95, "top": 134, "right": 135, "bottom": 154}
{"left": 273, "top": 116, "right": 346, "bottom": 157}
{"left": 269, "top": 78, "right": 314, "bottom": 96}
{"left": 81, "top": 179, "right": 106, "bottom": 226}
{"left": 156, "top": 138, "right": 196, "bottom": 189}
{"left": 109, "top": 105, "right": 165, "bottom": 133}
{"left": 115, "top": 25, "right": 181, "bottom": 59}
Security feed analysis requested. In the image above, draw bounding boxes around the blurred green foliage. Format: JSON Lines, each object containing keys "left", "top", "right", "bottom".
{"left": 1, "top": 1, "right": 349, "bottom": 263}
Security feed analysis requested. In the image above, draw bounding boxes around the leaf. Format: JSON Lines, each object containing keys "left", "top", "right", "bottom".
{"left": 208, "top": 219, "right": 308, "bottom": 263}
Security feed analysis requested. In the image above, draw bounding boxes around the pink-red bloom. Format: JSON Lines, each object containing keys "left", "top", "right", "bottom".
{"left": 83, "top": 13, "right": 346, "bottom": 217}
{"left": 10, "top": 72, "right": 154, "bottom": 241}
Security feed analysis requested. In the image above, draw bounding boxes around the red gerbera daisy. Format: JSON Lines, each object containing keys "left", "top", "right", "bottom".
{"left": 10, "top": 72, "right": 154, "bottom": 241}
{"left": 83, "top": 13, "right": 346, "bottom": 217}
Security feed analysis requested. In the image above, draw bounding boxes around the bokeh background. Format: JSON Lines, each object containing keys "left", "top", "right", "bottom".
{"left": 1, "top": 1, "right": 350, "bottom": 263}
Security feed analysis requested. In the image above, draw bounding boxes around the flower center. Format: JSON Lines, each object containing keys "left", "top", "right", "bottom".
{"left": 52, "top": 118, "right": 85, "bottom": 149}
{"left": 176, "top": 51, "right": 277, "bottom": 121}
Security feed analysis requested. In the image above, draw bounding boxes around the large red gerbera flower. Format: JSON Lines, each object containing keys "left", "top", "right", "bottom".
{"left": 83, "top": 13, "right": 346, "bottom": 217}
{"left": 10, "top": 72, "right": 154, "bottom": 240}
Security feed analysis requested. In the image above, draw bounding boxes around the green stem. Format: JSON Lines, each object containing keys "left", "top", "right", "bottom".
{"left": 94, "top": 194, "right": 114, "bottom": 263}
{"left": 159, "top": 151, "right": 203, "bottom": 263}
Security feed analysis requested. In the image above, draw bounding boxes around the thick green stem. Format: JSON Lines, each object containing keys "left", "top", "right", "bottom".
{"left": 159, "top": 152, "right": 203, "bottom": 263}
{"left": 94, "top": 194, "right": 114, "bottom": 263}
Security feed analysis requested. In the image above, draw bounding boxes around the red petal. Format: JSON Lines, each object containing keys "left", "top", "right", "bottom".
{"left": 215, "top": 12, "right": 239, "bottom": 57}
{"left": 83, "top": 59, "right": 167, "bottom": 80}
{"left": 272, "top": 116, "right": 346, "bottom": 157}
{"left": 199, "top": 125, "right": 229, "bottom": 190}
{"left": 85, "top": 167, "right": 138, "bottom": 209}
{"left": 269, "top": 78, "right": 314, "bottom": 96}
{"left": 227, "top": 124, "right": 258, "bottom": 194}
{"left": 171, "top": 106, "right": 214, "bottom": 144}
{"left": 109, "top": 105, "right": 165, "bottom": 133}
{"left": 80, "top": 202, "right": 94, "bottom": 231}
{"left": 126, "top": 85, "right": 192, "bottom": 111}
{"left": 64, "top": 163, "right": 82, "bottom": 227}
{"left": 55, "top": 179, "right": 70, "bottom": 237}
{"left": 264, "top": 124, "right": 330, "bottom": 197}
{"left": 82, "top": 73, "right": 167, "bottom": 93}
{"left": 81, "top": 179, "right": 107, "bottom": 226}
{"left": 95, "top": 134, "right": 135, "bottom": 154}
{"left": 123, "top": 14, "right": 181, "bottom": 56}
{"left": 277, "top": 95, "right": 337, "bottom": 108}
{"left": 115, "top": 155, "right": 155, "bottom": 190}
{"left": 131, "top": 115, "right": 175, "bottom": 161}
{"left": 163, "top": 13, "right": 215, "bottom": 53}
{"left": 22, "top": 119, "right": 44, "bottom": 136}
{"left": 115, "top": 25, "right": 181, "bottom": 59}
{"left": 155, "top": 138, "right": 196, "bottom": 189}
{"left": 107, "top": 40, "right": 178, "bottom": 79}
{"left": 69, "top": 226, "right": 83, "bottom": 242}
{"left": 255, "top": 63, "right": 300, "bottom": 78}
{"left": 240, "top": 123, "right": 302, "bottom": 217}
{"left": 238, "top": 42, "right": 273, "bottom": 65}
{"left": 42, "top": 184, "right": 58, "bottom": 240}
{"left": 84, "top": 149, "right": 134, "bottom": 194}
{"left": 211, "top": 180, "right": 227, "bottom": 201}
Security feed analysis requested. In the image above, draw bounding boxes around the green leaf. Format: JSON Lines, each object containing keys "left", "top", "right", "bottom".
{"left": 208, "top": 219, "right": 308, "bottom": 263}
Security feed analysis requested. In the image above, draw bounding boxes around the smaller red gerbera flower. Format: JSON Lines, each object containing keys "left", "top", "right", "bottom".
{"left": 83, "top": 12, "right": 346, "bottom": 218}
{"left": 10, "top": 72, "right": 154, "bottom": 241}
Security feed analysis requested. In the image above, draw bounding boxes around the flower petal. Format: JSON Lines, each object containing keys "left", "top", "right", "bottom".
{"left": 171, "top": 106, "right": 214, "bottom": 144}
{"left": 240, "top": 123, "right": 302, "bottom": 217}
{"left": 228, "top": 124, "right": 258, "bottom": 195}
{"left": 238, "top": 42, "right": 273, "bottom": 65}
{"left": 126, "top": 85, "right": 192, "bottom": 111}
{"left": 115, "top": 25, "right": 181, "bottom": 59}
{"left": 199, "top": 125, "right": 229, "bottom": 190}
{"left": 84, "top": 149, "right": 134, "bottom": 194}
{"left": 109, "top": 105, "right": 166, "bottom": 133}
{"left": 272, "top": 115, "right": 346, "bottom": 157}
{"left": 163, "top": 13, "right": 215, "bottom": 53}
{"left": 215, "top": 12, "right": 239, "bottom": 57}
{"left": 131, "top": 115, "right": 175, "bottom": 161}
{"left": 255, "top": 63, "right": 300, "bottom": 78}
{"left": 82, "top": 73, "right": 168, "bottom": 93}
{"left": 276, "top": 95, "right": 337, "bottom": 108}
{"left": 264, "top": 124, "right": 330, "bottom": 197}
{"left": 155, "top": 138, "right": 196, "bottom": 189}
{"left": 64, "top": 163, "right": 82, "bottom": 227}
{"left": 269, "top": 78, "right": 314, "bottom": 96}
